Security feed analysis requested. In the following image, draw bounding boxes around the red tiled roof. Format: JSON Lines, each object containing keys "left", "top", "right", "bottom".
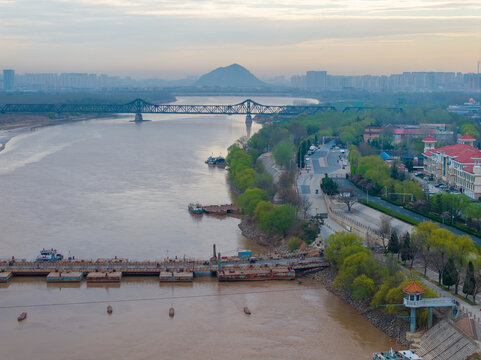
{"left": 403, "top": 280, "right": 425, "bottom": 294}
{"left": 426, "top": 144, "right": 481, "bottom": 164}
{"left": 463, "top": 165, "right": 474, "bottom": 174}
{"left": 394, "top": 128, "right": 433, "bottom": 135}
{"left": 422, "top": 136, "right": 437, "bottom": 142}
{"left": 459, "top": 134, "right": 476, "bottom": 140}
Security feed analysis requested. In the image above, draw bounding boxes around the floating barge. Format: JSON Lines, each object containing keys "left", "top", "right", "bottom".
{"left": 0, "top": 272, "right": 12, "bottom": 283}
{"left": 217, "top": 267, "right": 295, "bottom": 281}
{"left": 159, "top": 271, "right": 194, "bottom": 282}
{"left": 86, "top": 272, "right": 122, "bottom": 283}
{"left": 46, "top": 271, "right": 83, "bottom": 283}
{"left": 202, "top": 204, "right": 239, "bottom": 215}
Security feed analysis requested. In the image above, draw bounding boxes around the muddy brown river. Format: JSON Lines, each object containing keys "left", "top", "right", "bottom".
{"left": 0, "top": 96, "right": 398, "bottom": 359}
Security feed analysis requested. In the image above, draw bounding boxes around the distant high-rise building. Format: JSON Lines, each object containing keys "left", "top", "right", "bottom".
{"left": 3, "top": 69, "right": 15, "bottom": 90}
{"left": 306, "top": 71, "right": 327, "bottom": 91}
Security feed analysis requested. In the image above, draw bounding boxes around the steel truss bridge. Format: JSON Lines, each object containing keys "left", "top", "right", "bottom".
{"left": 0, "top": 98, "right": 339, "bottom": 123}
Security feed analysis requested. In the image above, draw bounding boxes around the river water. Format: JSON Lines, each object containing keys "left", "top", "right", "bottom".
{"left": 0, "top": 96, "right": 397, "bottom": 359}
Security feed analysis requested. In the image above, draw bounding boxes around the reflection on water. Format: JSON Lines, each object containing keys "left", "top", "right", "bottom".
{"left": 0, "top": 96, "right": 398, "bottom": 359}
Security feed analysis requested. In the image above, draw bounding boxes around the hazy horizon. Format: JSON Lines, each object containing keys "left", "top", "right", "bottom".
{"left": 1, "top": 0, "right": 480, "bottom": 79}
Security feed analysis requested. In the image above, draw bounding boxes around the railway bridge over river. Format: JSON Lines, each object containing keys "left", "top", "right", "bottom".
{"left": 0, "top": 98, "right": 336, "bottom": 125}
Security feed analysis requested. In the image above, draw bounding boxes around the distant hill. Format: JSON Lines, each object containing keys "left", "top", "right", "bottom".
{"left": 195, "top": 64, "right": 266, "bottom": 88}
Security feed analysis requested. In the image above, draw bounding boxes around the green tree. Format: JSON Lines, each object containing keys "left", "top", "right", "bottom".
{"left": 388, "top": 231, "right": 400, "bottom": 257}
{"left": 258, "top": 204, "right": 297, "bottom": 236}
{"left": 412, "top": 222, "right": 439, "bottom": 275}
{"left": 321, "top": 177, "right": 338, "bottom": 195}
{"left": 442, "top": 258, "right": 458, "bottom": 291}
{"left": 324, "top": 232, "right": 364, "bottom": 267}
{"left": 463, "top": 261, "right": 476, "bottom": 302}
{"left": 253, "top": 200, "right": 274, "bottom": 221}
{"left": 272, "top": 140, "right": 295, "bottom": 169}
{"left": 333, "top": 251, "right": 385, "bottom": 293}
{"left": 400, "top": 232, "right": 412, "bottom": 264}
{"left": 237, "top": 188, "right": 269, "bottom": 216}
{"left": 352, "top": 274, "right": 376, "bottom": 300}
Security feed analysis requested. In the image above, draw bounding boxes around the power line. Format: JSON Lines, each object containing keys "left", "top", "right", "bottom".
{"left": 0, "top": 287, "right": 312, "bottom": 310}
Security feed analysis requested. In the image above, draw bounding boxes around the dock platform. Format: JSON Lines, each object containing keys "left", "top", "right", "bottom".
{"left": 159, "top": 271, "right": 194, "bottom": 282}
{"left": 86, "top": 272, "right": 122, "bottom": 283}
{"left": 0, "top": 272, "right": 12, "bottom": 282}
{"left": 46, "top": 271, "right": 83, "bottom": 283}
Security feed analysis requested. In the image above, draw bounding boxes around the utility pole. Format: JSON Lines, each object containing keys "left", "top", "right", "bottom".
{"left": 452, "top": 194, "right": 455, "bottom": 225}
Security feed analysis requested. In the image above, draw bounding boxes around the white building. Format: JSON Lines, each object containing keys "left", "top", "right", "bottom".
{"left": 423, "top": 134, "right": 481, "bottom": 200}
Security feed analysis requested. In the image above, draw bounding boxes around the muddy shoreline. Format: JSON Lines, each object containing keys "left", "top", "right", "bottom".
{"left": 308, "top": 267, "right": 409, "bottom": 346}
{"left": 0, "top": 113, "right": 123, "bottom": 153}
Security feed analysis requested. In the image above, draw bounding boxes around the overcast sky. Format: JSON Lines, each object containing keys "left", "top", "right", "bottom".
{"left": 1, "top": 0, "right": 480, "bottom": 79}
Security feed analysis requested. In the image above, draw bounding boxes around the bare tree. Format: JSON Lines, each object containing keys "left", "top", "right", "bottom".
{"left": 337, "top": 188, "right": 357, "bottom": 212}
{"left": 379, "top": 215, "right": 392, "bottom": 251}
{"left": 300, "top": 195, "right": 312, "bottom": 218}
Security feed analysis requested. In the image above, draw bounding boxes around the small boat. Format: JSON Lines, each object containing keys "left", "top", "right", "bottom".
{"left": 243, "top": 307, "right": 251, "bottom": 315}
{"left": 205, "top": 155, "right": 226, "bottom": 168}
{"left": 107, "top": 305, "right": 113, "bottom": 314}
{"left": 169, "top": 307, "right": 175, "bottom": 317}
{"left": 188, "top": 203, "right": 203, "bottom": 214}
{"left": 17, "top": 312, "right": 27, "bottom": 321}
{"left": 36, "top": 248, "right": 63, "bottom": 262}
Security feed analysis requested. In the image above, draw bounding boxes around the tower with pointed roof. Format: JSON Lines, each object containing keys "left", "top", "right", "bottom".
{"left": 422, "top": 136, "right": 437, "bottom": 154}
{"left": 458, "top": 134, "right": 476, "bottom": 146}
{"left": 403, "top": 280, "right": 455, "bottom": 333}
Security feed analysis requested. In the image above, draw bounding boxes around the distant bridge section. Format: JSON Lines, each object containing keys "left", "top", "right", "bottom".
{"left": 0, "top": 98, "right": 336, "bottom": 123}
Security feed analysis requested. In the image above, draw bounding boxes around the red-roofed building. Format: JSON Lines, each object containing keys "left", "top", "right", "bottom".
{"left": 423, "top": 135, "right": 481, "bottom": 199}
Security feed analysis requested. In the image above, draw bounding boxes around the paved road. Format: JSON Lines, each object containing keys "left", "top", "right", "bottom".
{"left": 334, "top": 178, "right": 481, "bottom": 246}
{"left": 297, "top": 141, "right": 346, "bottom": 240}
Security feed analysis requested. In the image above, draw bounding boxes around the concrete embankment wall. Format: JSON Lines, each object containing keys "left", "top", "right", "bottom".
{"left": 416, "top": 320, "right": 478, "bottom": 360}
{"left": 323, "top": 194, "right": 384, "bottom": 244}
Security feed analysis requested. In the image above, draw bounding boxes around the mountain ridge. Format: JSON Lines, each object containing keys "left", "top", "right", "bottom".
{"left": 195, "top": 64, "right": 266, "bottom": 88}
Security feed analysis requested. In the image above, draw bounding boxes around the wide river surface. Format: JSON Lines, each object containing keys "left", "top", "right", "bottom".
{"left": 0, "top": 96, "right": 397, "bottom": 359}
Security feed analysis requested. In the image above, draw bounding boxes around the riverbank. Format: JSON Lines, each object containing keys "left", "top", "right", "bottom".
{"left": 0, "top": 113, "right": 122, "bottom": 153}
{"left": 309, "top": 267, "right": 409, "bottom": 346}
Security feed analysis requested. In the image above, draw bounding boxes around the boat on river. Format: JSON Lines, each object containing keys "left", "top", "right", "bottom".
{"left": 36, "top": 248, "right": 63, "bottom": 262}
{"left": 205, "top": 155, "right": 226, "bottom": 168}
{"left": 373, "top": 349, "right": 422, "bottom": 360}
{"left": 188, "top": 203, "right": 203, "bottom": 214}
{"left": 17, "top": 312, "right": 27, "bottom": 321}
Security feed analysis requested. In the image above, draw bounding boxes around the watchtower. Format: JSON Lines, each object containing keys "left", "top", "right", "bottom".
{"left": 403, "top": 280, "right": 456, "bottom": 333}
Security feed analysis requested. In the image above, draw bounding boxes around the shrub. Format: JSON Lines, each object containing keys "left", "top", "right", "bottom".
{"left": 287, "top": 236, "right": 302, "bottom": 251}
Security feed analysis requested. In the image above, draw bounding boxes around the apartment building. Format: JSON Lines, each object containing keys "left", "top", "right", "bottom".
{"left": 423, "top": 135, "right": 481, "bottom": 200}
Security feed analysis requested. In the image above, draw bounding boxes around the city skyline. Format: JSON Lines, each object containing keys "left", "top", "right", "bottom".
{"left": 1, "top": 0, "right": 480, "bottom": 78}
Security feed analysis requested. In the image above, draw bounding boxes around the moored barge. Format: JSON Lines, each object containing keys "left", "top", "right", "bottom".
{"left": 86, "top": 272, "right": 122, "bottom": 283}
{"left": 0, "top": 272, "right": 12, "bottom": 283}
{"left": 46, "top": 271, "right": 83, "bottom": 283}
{"left": 217, "top": 267, "right": 295, "bottom": 281}
{"left": 159, "top": 271, "right": 194, "bottom": 282}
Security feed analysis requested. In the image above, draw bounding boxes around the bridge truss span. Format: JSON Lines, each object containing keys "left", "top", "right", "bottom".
{"left": 0, "top": 98, "right": 336, "bottom": 118}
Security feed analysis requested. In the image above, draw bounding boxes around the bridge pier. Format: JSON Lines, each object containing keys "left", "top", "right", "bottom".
{"left": 245, "top": 114, "right": 252, "bottom": 138}
{"left": 134, "top": 113, "right": 143, "bottom": 122}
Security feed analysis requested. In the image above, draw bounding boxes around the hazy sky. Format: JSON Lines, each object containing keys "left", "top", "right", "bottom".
{"left": 1, "top": 0, "right": 480, "bottom": 79}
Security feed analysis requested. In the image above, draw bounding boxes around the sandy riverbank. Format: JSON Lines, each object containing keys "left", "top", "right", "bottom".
{"left": 0, "top": 113, "right": 122, "bottom": 153}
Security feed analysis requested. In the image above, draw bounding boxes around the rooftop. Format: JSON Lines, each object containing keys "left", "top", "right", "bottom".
{"left": 459, "top": 134, "right": 476, "bottom": 140}
{"left": 403, "top": 280, "right": 425, "bottom": 294}
{"left": 424, "top": 143, "right": 481, "bottom": 164}
{"left": 422, "top": 135, "right": 437, "bottom": 142}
